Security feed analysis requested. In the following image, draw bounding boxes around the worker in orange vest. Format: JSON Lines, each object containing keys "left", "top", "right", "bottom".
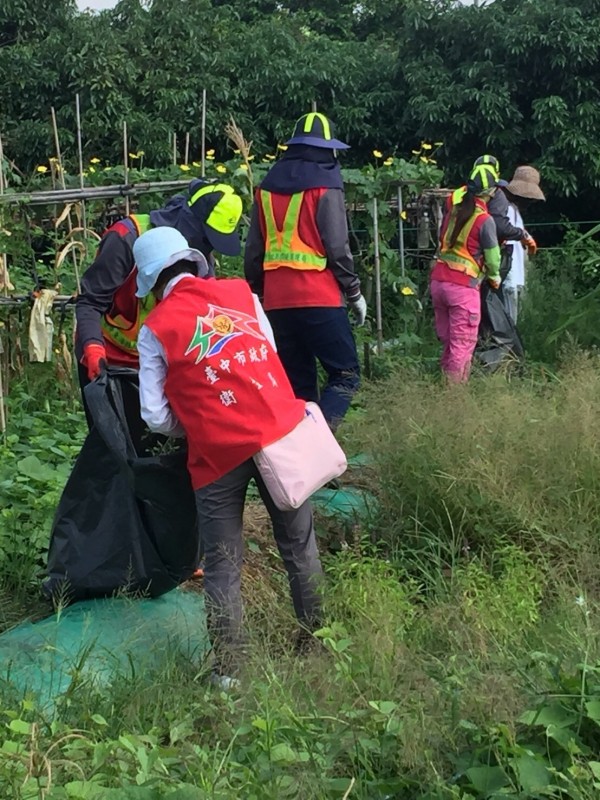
{"left": 244, "top": 112, "right": 366, "bottom": 431}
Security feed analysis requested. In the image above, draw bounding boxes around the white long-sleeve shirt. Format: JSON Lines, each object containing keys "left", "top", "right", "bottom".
{"left": 504, "top": 204, "right": 526, "bottom": 290}
{"left": 137, "top": 275, "right": 276, "bottom": 436}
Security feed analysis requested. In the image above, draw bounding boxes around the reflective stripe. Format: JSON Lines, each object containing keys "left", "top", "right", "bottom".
{"left": 100, "top": 214, "right": 155, "bottom": 353}
{"left": 259, "top": 190, "right": 327, "bottom": 273}
{"left": 188, "top": 182, "right": 231, "bottom": 207}
{"left": 302, "top": 112, "right": 331, "bottom": 140}
{"left": 439, "top": 205, "right": 487, "bottom": 280}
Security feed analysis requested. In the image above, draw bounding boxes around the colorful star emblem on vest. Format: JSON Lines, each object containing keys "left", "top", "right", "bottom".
{"left": 185, "top": 304, "right": 265, "bottom": 364}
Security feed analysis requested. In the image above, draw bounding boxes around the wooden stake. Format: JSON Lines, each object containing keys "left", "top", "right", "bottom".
{"left": 51, "top": 107, "right": 81, "bottom": 292}
{"left": 373, "top": 197, "right": 383, "bottom": 356}
{"left": 0, "top": 131, "right": 10, "bottom": 298}
{"left": 0, "top": 133, "right": 6, "bottom": 437}
{"left": 0, "top": 339, "right": 6, "bottom": 441}
{"left": 75, "top": 94, "right": 86, "bottom": 289}
{"left": 397, "top": 184, "right": 406, "bottom": 279}
{"left": 172, "top": 132, "right": 177, "bottom": 166}
{"left": 123, "top": 121, "right": 130, "bottom": 216}
{"left": 184, "top": 132, "right": 190, "bottom": 166}
{"left": 201, "top": 89, "right": 207, "bottom": 178}
{"left": 311, "top": 100, "right": 317, "bottom": 112}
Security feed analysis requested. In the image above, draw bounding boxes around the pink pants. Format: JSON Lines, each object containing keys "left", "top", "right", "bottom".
{"left": 430, "top": 280, "right": 481, "bottom": 383}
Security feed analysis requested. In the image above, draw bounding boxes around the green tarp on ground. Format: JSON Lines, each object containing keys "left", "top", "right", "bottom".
{"left": 0, "top": 589, "right": 209, "bottom": 713}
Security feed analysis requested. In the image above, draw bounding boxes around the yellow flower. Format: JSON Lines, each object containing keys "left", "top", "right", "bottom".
{"left": 129, "top": 152, "right": 139, "bottom": 159}
{"left": 421, "top": 143, "right": 432, "bottom": 150}
{"left": 265, "top": 154, "right": 276, "bottom": 160}
{"left": 383, "top": 157, "right": 394, "bottom": 166}
{"left": 420, "top": 156, "right": 429, "bottom": 164}
{"left": 137, "top": 150, "right": 145, "bottom": 157}
{"left": 216, "top": 164, "right": 227, "bottom": 173}
{"left": 434, "top": 141, "right": 443, "bottom": 147}
{"left": 247, "top": 155, "right": 255, "bottom": 161}
{"left": 400, "top": 210, "right": 407, "bottom": 220}
{"left": 373, "top": 149, "right": 383, "bottom": 158}
{"left": 36, "top": 165, "right": 48, "bottom": 173}
{"left": 192, "top": 161, "right": 201, "bottom": 167}
{"left": 206, "top": 149, "right": 215, "bottom": 157}
{"left": 49, "top": 157, "right": 59, "bottom": 164}
{"left": 429, "top": 158, "right": 437, "bottom": 164}
{"left": 89, "top": 166, "right": 96, "bottom": 173}
{"left": 277, "top": 144, "right": 288, "bottom": 151}
{"left": 411, "top": 149, "right": 421, "bottom": 155}
{"left": 239, "top": 164, "right": 249, "bottom": 171}
{"left": 180, "top": 164, "right": 191, "bottom": 171}
{"left": 233, "top": 149, "right": 241, "bottom": 154}
{"left": 401, "top": 286, "right": 416, "bottom": 296}
{"left": 90, "top": 157, "right": 101, "bottom": 164}
{"left": 206, "top": 155, "right": 215, "bottom": 161}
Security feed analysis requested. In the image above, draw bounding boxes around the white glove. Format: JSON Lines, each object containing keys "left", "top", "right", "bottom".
{"left": 348, "top": 294, "right": 367, "bottom": 327}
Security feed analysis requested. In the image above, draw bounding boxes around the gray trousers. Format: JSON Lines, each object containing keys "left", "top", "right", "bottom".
{"left": 503, "top": 286, "right": 523, "bottom": 325}
{"left": 195, "top": 458, "right": 323, "bottom": 665}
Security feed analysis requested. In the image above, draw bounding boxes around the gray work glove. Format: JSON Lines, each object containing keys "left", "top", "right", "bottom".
{"left": 348, "top": 294, "right": 367, "bottom": 327}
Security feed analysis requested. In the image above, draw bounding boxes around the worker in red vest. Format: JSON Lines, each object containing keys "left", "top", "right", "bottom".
{"left": 430, "top": 164, "right": 501, "bottom": 382}
{"left": 134, "top": 226, "right": 323, "bottom": 682}
{"left": 75, "top": 180, "right": 243, "bottom": 446}
{"left": 244, "top": 112, "right": 366, "bottom": 431}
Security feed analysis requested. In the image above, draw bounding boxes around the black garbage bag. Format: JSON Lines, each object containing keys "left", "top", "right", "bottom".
{"left": 476, "top": 282, "right": 524, "bottom": 370}
{"left": 45, "top": 368, "right": 199, "bottom": 601}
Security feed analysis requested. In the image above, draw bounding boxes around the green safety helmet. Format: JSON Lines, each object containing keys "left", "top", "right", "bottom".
{"left": 468, "top": 163, "right": 499, "bottom": 195}
{"left": 187, "top": 181, "right": 243, "bottom": 256}
{"left": 286, "top": 112, "right": 350, "bottom": 150}
{"left": 473, "top": 154, "right": 500, "bottom": 181}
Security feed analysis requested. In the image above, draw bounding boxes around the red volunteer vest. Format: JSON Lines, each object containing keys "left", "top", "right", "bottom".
{"left": 144, "top": 276, "right": 306, "bottom": 490}
{"left": 257, "top": 188, "right": 343, "bottom": 310}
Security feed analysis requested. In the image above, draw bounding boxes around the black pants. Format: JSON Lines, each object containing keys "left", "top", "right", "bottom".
{"left": 267, "top": 307, "right": 360, "bottom": 431}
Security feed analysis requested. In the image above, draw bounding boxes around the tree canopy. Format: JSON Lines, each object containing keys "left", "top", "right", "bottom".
{"left": 1, "top": 0, "right": 600, "bottom": 212}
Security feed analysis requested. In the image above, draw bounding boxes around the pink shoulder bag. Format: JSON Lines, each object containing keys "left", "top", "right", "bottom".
{"left": 253, "top": 402, "right": 348, "bottom": 511}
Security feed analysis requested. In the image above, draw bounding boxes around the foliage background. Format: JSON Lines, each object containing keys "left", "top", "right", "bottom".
{"left": 2, "top": 0, "right": 600, "bottom": 226}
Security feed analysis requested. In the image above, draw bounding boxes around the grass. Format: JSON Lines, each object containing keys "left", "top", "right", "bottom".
{"left": 2, "top": 356, "right": 600, "bottom": 797}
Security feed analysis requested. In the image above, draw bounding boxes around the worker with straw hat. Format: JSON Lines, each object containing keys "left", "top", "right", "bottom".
{"left": 501, "top": 166, "right": 545, "bottom": 324}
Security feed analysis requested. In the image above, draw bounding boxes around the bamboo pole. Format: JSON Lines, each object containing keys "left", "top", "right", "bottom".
{"left": 0, "top": 336, "right": 5, "bottom": 441}
{"left": 123, "top": 121, "right": 130, "bottom": 216}
{"left": 0, "top": 179, "right": 191, "bottom": 206}
{"left": 75, "top": 94, "right": 86, "bottom": 291}
{"left": 397, "top": 184, "right": 406, "bottom": 279}
{"left": 184, "top": 132, "right": 190, "bottom": 166}
{"left": 201, "top": 89, "right": 207, "bottom": 177}
{"left": 0, "top": 133, "right": 6, "bottom": 438}
{"left": 0, "top": 132, "right": 10, "bottom": 297}
{"left": 51, "top": 107, "right": 81, "bottom": 292}
{"left": 373, "top": 197, "right": 383, "bottom": 356}
{"left": 172, "top": 132, "right": 177, "bottom": 166}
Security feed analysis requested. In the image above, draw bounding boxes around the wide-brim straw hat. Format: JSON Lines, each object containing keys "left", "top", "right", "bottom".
{"left": 506, "top": 166, "right": 545, "bottom": 201}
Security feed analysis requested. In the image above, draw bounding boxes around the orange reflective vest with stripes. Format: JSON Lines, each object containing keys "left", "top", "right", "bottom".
{"left": 438, "top": 195, "right": 489, "bottom": 280}
{"left": 259, "top": 190, "right": 327, "bottom": 272}
{"left": 100, "top": 214, "right": 156, "bottom": 354}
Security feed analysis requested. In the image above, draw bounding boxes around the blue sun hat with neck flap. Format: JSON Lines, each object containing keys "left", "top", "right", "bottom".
{"left": 134, "top": 227, "right": 209, "bottom": 298}
{"left": 285, "top": 112, "right": 350, "bottom": 150}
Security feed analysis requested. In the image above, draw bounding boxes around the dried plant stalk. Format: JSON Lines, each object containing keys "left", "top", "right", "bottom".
{"left": 224, "top": 117, "right": 254, "bottom": 194}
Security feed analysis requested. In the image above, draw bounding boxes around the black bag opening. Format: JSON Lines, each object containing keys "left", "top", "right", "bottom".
{"left": 45, "top": 368, "right": 199, "bottom": 601}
